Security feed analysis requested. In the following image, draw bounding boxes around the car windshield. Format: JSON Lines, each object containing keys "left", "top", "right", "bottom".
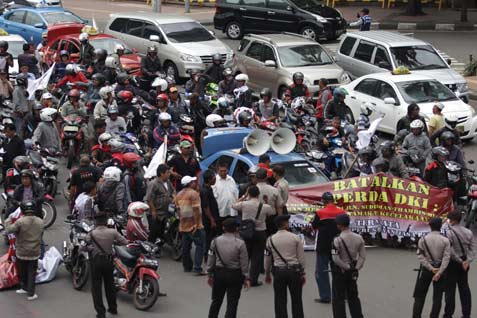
{"left": 396, "top": 80, "right": 458, "bottom": 104}
{"left": 390, "top": 45, "right": 448, "bottom": 70}
{"left": 161, "top": 22, "right": 214, "bottom": 43}
{"left": 290, "top": 0, "right": 321, "bottom": 8}
{"left": 278, "top": 44, "right": 333, "bottom": 67}
{"left": 8, "top": 41, "right": 25, "bottom": 58}
{"left": 41, "top": 12, "right": 83, "bottom": 25}
{"left": 273, "top": 161, "right": 328, "bottom": 188}
{"left": 90, "top": 38, "right": 133, "bottom": 55}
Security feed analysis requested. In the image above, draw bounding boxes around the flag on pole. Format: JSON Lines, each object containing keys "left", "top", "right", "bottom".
{"left": 356, "top": 116, "right": 384, "bottom": 150}
{"left": 27, "top": 63, "right": 55, "bottom": 100}
{"left": 92, "top": 15, "right": 98, "bottom": 30}
{"left": 144, "top": 136, "right": 168, "bottom": 179}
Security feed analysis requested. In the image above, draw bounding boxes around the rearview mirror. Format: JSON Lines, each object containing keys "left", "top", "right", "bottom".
{"left": 264, "top": 60, "right": 276, "bottom": 67}
{"left": 446, "top": 58, "right": 452, "bottom": 65}
{"left": 149, "top": 35, "right": 160, "bottom": 42}
{"left": 34, "top": 23, "right": 46, "bottom": 29}
{"left": 209, "top": 30, "right": 215, "bottom": 36}
{"left": 384, "top": 97, "right": 397, "bottom": 105}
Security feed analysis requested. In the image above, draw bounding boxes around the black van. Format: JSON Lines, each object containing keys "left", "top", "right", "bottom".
{"left": 213, "top": 0, "right": 346, "bottom": 41}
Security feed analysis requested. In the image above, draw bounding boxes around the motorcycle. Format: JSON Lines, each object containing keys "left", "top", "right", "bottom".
{"left": 61, "top": 114, "right": 85, "bottom": 169}
{"left": 63, "top": 217, "right": 93, "bottom": 290}
{"left": 121, "top": 132, "right": 146, "bottom": 157}
{"left": 156, "top": 204, "right": 182, "bottom": 261}
{"left": 28, "top": 147, "right": 60, "bottom": 198}
{"left": 113, "top": 240, "right": 161, "bottom": 311}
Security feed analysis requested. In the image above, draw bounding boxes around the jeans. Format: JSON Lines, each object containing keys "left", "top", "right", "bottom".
{"left": 17, "top": 258, "right": 38, "bottom": 297}
{"left": 182, "top": 229, "right": 205, "bottom": 272}
{"left": 315, "top": 253, "right": 331, "bottom": 301}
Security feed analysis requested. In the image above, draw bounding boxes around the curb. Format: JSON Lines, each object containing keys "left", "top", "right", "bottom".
{"left": 365, "top": 22, "right": 477, "bottom": 31}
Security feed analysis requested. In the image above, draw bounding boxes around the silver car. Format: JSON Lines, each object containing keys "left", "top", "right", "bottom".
{"left": 234, "top": 33, "right": 350, "bottom": 98}
{"left": 104, "top": 12, "right": 234, "bottom": 81}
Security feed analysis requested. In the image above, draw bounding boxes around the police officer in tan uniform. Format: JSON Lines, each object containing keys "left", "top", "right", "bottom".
{"left": 207, "top": 218, "right": 250, "bottom": 318}
{"left": 265, "top": 215, "right": 305, "bottom": 318}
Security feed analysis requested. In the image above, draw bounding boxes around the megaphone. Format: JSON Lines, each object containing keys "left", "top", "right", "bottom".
{"left": 245, "top": 129, "right": 271, "bottom": 156}
{"left": 271, "top": 128, "right": 296, "bottom": 154}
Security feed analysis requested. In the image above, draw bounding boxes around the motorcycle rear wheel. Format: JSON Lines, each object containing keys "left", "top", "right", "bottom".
{"left": 72, "top": 255, "right": 89, "bottom": 290}
{"left": 133, "top": 275, "right": 159, "bottom": 311}
{"left": 66, "top": 142, "right": 75, "bottom": 169}
{"left": 41, "top": 201, "right": 57, "bottom": 229}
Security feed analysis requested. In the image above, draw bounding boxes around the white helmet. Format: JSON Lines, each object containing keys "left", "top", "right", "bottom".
{"left": 103, "top": 166, "right": 122, "bottom": 182}
{"left": 105, "top": 56, "right": 119, "bottom": 69}
{"left": 127, "top": 201, "right": 149, "bottom": 218}
{"left": 151, "top": 78, "right": 168, "bottom": 91}
{"left": 41, "top": 92, "right": 53, "bottom": 100}
{"left": 206, "top": 114, "right": 225, "bottom": 128}
{"left": 98, "top": 132, "right": 113, "bottom": 145}
{"left": 235, "top": 73, "right": 248, "bottom": 82}
{"left": 158, "top": 112, "right": 172, "bottom": 122}
{"left": 360, "top": 102, "right": 375, "bottom": 116}
{"left": 114, "top": 43, "right": 125, "bottom": 52}
{"left": 65, "top": 64, "right": 76, "bottom": 72}
{"left": 99, "top": 86, "right": 114, "bottom": 99}
{"left": 79, "top": 33, "right": 89, "bottom": 41}
{"left": 410, "top": 119, "right": 424, "bottom": 129}
{"left": 40, "top": 108, "right": 57, "bottom": 122}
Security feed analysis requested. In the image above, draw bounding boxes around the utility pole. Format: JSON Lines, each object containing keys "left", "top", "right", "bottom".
{"left": 185, "top": 0, "right": 190, "bottom": 13}
{"left": 152, "top": 0, "right": 161, "bottom": 13}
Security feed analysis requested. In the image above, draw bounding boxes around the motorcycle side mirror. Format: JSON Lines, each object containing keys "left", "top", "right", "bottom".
{"left": 1, "top": 193, "right": 7, "bottom": 200}
{"left": 468, "top": 160, "right": 475, "bottom": 165}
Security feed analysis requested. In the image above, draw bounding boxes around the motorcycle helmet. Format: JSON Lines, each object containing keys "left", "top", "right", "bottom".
{"left": 0, "top": 40, "right": 8, "bottom": 50}
{"left": 360, "top": 102, "right": 374, "bottom": 116}
{"left": 358, "top": 146, "right": 376, "bottom": 160}
{"left": 20, "top": 200, "right": 36, "bottom": 214}
{"left": 380, "top": 141, "right": 395, "bottom": 155}
{"left": 223, "top": 67, "right": 233, "bottom": 77}
{"left": 94, "top": 48, "right": 107, "bottom": 60}
{"left": 373, "top": 157, "right": 390, "bottom": 173}
{"left": 59, "top": 50, "right": 69, "bottom": 58}
{"left": 248, "top": 165, "right": 260, "bottom": 176}
{"left": 105, "top": 56, "right": 119, "bottom": 69}
{"left": 238, "top": 110, "right": 253, "bottom": 126}
{"left": 116, "top": 73, "right": 130, "bottom": 85}
{"left": 158, "top": 112, "right": 172, "bottom": 122}
{"left": 322, "top": 191, "right": 334, "bottom": 203}
{"left": 123, "top": 152, "right": 142, "bottom": 169}
{"left": 147, "top": 46, "right": 157, "bottom": 54}
{"left": 151, "top": 78, "right": 168, "bottom": 91}
{"left": 103, "top": 166, "right": 122, "bottom": 182}
{"left": 13, "top": 156, "right": 31, "bottom": 170}
{"left": 291, "top": 97, "right": 305, "bottom": 112}
{"left": 16, "top": 73, "right": 28, "bottom": 86}
{"left": 440, "top": 131, "right": 455, "bottom": 144}
{"left": 180, "top": 114, "right": 193, "bottom": 124}
{"left": 260, "top": 88, "right": 272, "bottom": 99}
{"left": 333, "top": 87, "right": 348, "bottom": 98}
{"left": 235, "top": 73, "right": 248, "bottom": 82}
{"left": 41, "top": 92, "right": 53, "bottom": 100}
{"left": 127, "top": 201, "right": 149, "bottom": 218}
{"left": 217, "top": 97, "right": 229, "bottom": 109}
{"left": 78, "top": 32, "right": 89, "bottom": 42}
{"left": 40, "top": 108, "right": 57, "bottom": 122}
{"left": 68, "top": 89, "right": 80, "bottom": 99}
{"left": 431, "top": 146, "right": 449, "bottom": 161}
{"left": 107, "top": 105, "right": 119, "bottom": 115}
{"left": 115, "top": 43, "right": 125, "bottom": 53}
{"left": 33, "top": 103, "right": 43, "bottom": 111}
{"left": 99, "top": 86, "right": 114, "bottom": 99}
{"left": 156, "top": 93, "right": 169, "bottom": 103}
{"left": 206, "top": 114, "right": 225, "bottom": 128}
{"left": 444, "top": 114, "right": 459, "bottom": 129}
{"left": 20, "top": 169, "right": 35, "bottom": 179}
{"left": 92, "top": 73, "right": 106, "bottom": 86}
{"left": 212, "top": 53, "right": 222, "bottom": 62}
{"left": 65, "top": 64, "right": 77, "bottom": 75}
{"left": 292, "top": 72, "right": 304, "bottom": 82}
{"left": 117, "top": 90, "right": 134, "bottom": 103}
{"left": 410, "top": 119, "right": 424, "bottom": 129}
{"left": 98, "top": 132, "right": 113, "bottom": 145}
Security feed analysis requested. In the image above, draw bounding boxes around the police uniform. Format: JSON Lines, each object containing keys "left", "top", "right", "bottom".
{"left": 207, "top": 219, "right": 249, "bottom": 318}
{"left": 265, "top": 215, "right": 305, "bottom": 318}
{"left": 412, "top": 228, "right": 451, "bottom": 318}
{"left": 331, "top": 217, "right": 366, "bottom": 318}
{"left": 87, "top": 214, "right": 128, "bottom": 318}
{"left": 443, "top": 223, "right": 474, "bottom": 318}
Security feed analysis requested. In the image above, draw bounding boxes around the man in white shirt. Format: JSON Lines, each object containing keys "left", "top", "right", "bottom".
{"left": 212, "top": 161, "right": 238, "bottom": 223}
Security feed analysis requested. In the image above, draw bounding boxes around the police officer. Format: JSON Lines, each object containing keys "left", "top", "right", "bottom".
{"left": 443, "top": 211, "right": 474, "bottom": 318}
{"left": 412, "top": 217, "right": 450, "bottom": 318}
{"left": 87, "top": 212, "right": 128, "bottom": 318}
{"left": 207, "top": 218, "right": 250, "bottom": 318}
{"left": 331, "top": 213, "right": 365, "bottom": 318}
{"left": 265, "top": 215, "right": 306, "bottom": 318}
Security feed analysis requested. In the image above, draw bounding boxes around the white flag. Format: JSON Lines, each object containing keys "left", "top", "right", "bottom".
{"left": 92, "top": 16, "right": 98, "bottom": 30}
{"left": 356, "top": 116, "right": 384, "bottom": 150}
{"left": 27, "top": 63, "right": 55, "bottom": 100}
{"left": 144, "top": 135, "right": 168, "bottom": 179}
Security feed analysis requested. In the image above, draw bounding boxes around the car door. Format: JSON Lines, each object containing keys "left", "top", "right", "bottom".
{"left": 142, "top": 21, "right": 173, "bottom": 65}
{"left": 370, "top": 80, "right": 403, "bottom": 134}
{"left": 65, "top": 40, "right": 80, "bottom": 62}
{"left": 1, "top": 10, "right": 26, "bottom": 39}
{"left": 240, "top": 0, "right": 269, "bottom": 32}
{"left": 23, "top": 11, "right": 45, "bottom": 44}
{"left": 242, "top": 41, "right": 265, "bottom": 92}
{"left": 350, "top": 39, "right": 377, "bottom": 78}
{"left": 260, "top": 44, "right": 280, "bottom": 92}
{"left": 347, "top": 78, "right": 379, "bottom": 122}
{"left": 123, "top": 19, "right": 145, "bottom": 55}
{"left": 336, "top": 36, "right": 358, "bottom": 78}
{"left": 264, "top": 0, "right": 298, "bottom": 32}
{"left": 371, "top": 45, "right": 393, "bottom": 72}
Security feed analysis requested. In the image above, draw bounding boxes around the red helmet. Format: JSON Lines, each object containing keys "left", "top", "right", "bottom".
{"left": 68, "top": 89, "right": 80, "bottom": 98}
{"left": 117, "top": 90, "right": 134, "bottom": 103}
{"left": 123, "top": 152, "right": 141, "bottom": 169}
{"left": 156, "top": 93, "right": 169, "bottom": 103}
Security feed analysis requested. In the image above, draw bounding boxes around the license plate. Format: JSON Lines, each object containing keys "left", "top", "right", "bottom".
{"left": 64, "top": 125, "right": 79, "bottom": 133}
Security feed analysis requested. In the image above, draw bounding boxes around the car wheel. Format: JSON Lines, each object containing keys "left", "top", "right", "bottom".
{"left": 164, "top": 61, "right": 179, "bottom": 84}
{"left": 300, "top": 26, "right": 318, "bottom": 41}
{"left": 226, "top": 21, "right": 243, "bottom": 40}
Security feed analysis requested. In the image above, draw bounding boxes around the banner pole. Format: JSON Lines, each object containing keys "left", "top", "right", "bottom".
{"left": 343, "top": 154, "right": 359, "bottom": 179}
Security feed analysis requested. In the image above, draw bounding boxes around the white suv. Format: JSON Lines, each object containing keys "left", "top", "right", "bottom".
{"left": 105, "top": 12, "right": 234, "bottom": 82}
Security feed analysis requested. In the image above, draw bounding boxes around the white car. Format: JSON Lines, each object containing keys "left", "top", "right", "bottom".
{"left": 0, "top": 34, "right": 27, "bottom": 80}
{"left": 341, "top": 72, "right": 477, "bottom": 139}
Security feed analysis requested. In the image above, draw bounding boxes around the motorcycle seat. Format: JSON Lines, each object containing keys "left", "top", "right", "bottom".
{"left": 114, "top": 245, "right": 139, "bottom": 267}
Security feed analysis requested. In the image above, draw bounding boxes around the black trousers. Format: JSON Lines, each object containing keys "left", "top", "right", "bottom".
{"left": 273, "top": 269, "right": 304, "bottom": 318}
{"left": 17, "top": 258, "right": 38, "bottom": 297}
{"left": 412, "top": 268, "right": 447, "bottom": 318}
{"left": 245, "top": 230, "right": 266, "bottom": 285}
{"left": 90, "top": 255, "right": 116, "bottom": 318}
{"left": 332, "top": 269, "right": 363, "bottom": 318}
{"left": 444, "top": 261, "right": 471, "bottom": 318}
{"left": 203, "top": 219, "right": 219, "bottom": 261}
{"left": 147, "top": 214, "right": 166, "bottom": 244}
{"left": 208, "top": 269, "right": 243, "bottom": 318}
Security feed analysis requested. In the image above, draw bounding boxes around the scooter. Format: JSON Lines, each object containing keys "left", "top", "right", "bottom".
{"left": 61, "top": 114, "right": 85, "bottom": 169}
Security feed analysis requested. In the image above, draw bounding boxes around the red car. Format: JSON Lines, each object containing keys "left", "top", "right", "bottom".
{"left": 41, "top": 24, "right": 141, "bottom": 75}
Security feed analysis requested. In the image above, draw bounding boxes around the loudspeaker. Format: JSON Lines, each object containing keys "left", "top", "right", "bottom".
{"left": 270, "top": 128, "right": 296, "bottom": 154}
{"left": 245, "top": 129, "right": 271, "bottom": 156}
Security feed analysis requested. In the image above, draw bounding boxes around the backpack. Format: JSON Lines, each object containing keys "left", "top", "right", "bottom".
{"left": 239, "top": 203, "right": 263, "bottom": 241}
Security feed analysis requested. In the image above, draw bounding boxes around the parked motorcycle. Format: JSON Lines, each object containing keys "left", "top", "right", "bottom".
{"left": 1, "top": 192, "right": 57, "bottom": 229}
{"left": 156, "top": 204, "right": 182, "bottom": 261}
{"left": 28, "top": 147, "right": 60, "bottom": 197}
{"left": 62, "top": 115, "right": 85, "bottom": 169}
